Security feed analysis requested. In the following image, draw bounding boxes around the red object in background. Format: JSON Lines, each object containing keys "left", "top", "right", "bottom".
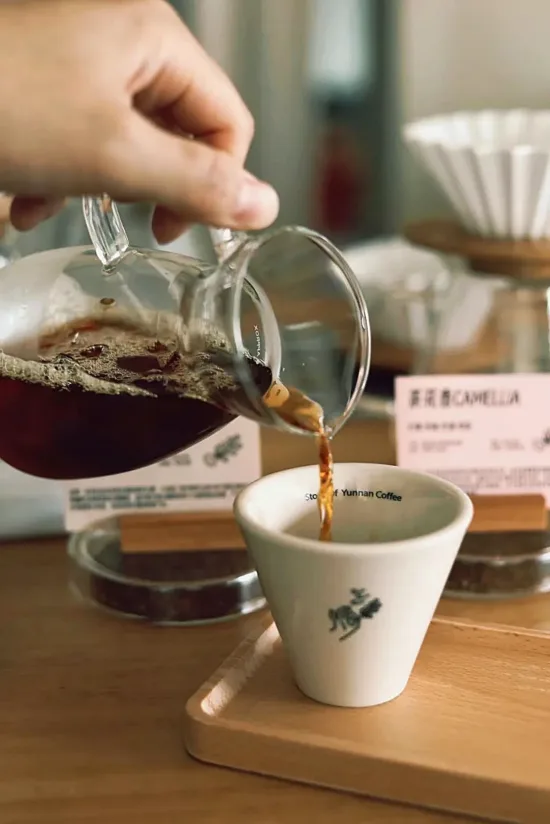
{"left": 313, "top": 108, "right": 367, "bottom": 238}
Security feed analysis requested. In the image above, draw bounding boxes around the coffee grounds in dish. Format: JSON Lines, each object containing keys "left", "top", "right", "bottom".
{"left": 444, "top": 530, "right": 550, "bottom": 597}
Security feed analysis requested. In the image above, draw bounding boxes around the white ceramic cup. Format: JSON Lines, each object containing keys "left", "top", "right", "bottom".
{"left": 234, "top": 463, "right": 473, "bottom": 708}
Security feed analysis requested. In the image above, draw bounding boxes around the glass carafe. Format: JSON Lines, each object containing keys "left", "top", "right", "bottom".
{"left": 0, "top": 196, "right": 370, "bottom": 480}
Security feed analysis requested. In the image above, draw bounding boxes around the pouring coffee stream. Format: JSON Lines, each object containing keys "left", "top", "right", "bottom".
{"left": 209, "top": 218, "right": 335, "bottom": 541}
{"left": 262, "top": 378, "right": 333, "bottom": 540}
{"left": 0, "top": 195, "right": 367, "bottom": 540}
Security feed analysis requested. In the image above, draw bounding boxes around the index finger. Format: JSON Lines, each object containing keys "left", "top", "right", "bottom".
{"left": 132, "top": 11, "right": 254, "bottom": 164}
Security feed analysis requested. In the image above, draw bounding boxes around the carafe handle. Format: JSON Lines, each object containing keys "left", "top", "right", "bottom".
{"left": 82, "top": 195, "right": 129, "bottom": 268}
{"left": 83, "top": 194, "right": 242, "bottom": 268}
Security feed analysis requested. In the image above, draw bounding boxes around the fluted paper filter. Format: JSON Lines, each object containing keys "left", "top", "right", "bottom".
{"left": 404, "top": 109, "right": 550, "bottom": 239}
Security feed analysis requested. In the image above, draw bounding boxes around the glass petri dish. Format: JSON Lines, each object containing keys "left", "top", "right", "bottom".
{"left": 68, "top": 516, "right": 266, "bottom": 625}
{"left": 444, "top": 530, "right": 550, "bottom": 600}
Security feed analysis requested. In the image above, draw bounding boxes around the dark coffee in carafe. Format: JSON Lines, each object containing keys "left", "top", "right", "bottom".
{"left": 0, "top": 317, "right": 272, "bottom": 480}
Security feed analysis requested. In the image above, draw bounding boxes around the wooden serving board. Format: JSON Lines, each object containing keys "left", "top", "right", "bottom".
{"left": 184, "top": 617, "right": 550, "bottom": 823}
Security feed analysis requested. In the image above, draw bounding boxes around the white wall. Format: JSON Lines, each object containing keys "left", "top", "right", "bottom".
{"left": 399, "top": 0, "right": 550, "bottom": 225}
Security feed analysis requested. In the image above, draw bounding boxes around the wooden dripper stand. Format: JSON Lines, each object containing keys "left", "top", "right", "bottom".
{"left": 402, "top": 219, "right": 550, "bottom": 594}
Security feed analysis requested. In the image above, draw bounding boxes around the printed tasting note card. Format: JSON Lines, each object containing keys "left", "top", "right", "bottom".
{"left": 395, "top": 373, "right": 550, "bottom": 504}
{"left": 63, "top": 417, "right": 261, "bottom": 531}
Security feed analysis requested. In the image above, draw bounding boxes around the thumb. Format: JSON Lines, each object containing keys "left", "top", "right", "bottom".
{"left": 105, "top": 115, "right": 279, "bottom": 234}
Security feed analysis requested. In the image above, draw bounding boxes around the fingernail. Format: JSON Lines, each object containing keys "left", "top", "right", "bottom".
{"left": 235, "top": 174, "right": 279, "bottom": 226}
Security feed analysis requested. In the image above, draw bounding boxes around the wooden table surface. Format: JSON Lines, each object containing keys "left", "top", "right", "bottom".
{"left": 2, "top": 419, "right": 549, "bottom": 824}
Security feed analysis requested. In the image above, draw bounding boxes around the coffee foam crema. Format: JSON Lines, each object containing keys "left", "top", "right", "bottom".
{"left": 0, "top": 273, "right": 252, "bottom": 402}
{"left": 0, "top": 346, "right": 153, "bottom": 399}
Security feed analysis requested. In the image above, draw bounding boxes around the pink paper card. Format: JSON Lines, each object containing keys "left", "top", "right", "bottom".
{"left": 395, "top": 374, "right": 550, "bottom": 503}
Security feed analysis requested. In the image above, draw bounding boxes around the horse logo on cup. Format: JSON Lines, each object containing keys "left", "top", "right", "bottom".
{"left": 328, "top": 588, "right": 382, "bottom": 641}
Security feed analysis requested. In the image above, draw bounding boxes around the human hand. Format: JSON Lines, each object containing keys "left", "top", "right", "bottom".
{"left": 0, "top": 0, "right": 279, "bottom": 243}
